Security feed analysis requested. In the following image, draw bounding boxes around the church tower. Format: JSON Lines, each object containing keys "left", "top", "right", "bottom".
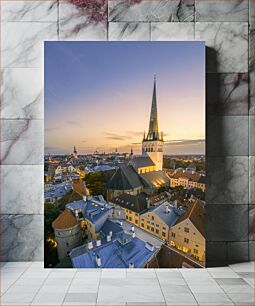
{"left": 73, "top": 145, "right": 78, "bottom": 159}
{"left": 142, "top": 76, "right": 164, "bottom": 171}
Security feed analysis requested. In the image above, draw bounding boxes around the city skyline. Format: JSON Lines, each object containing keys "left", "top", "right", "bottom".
{"left": 45, "top": 42, "right": 205, "bottom": 155}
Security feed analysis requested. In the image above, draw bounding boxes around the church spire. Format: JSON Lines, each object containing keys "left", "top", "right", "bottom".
{"left": 147, "top": 75, "right": 159, "bottom": 140}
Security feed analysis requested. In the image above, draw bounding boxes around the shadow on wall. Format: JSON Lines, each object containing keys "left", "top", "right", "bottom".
{"left": 205, "top": 46, "right": 250, "bottom": 267}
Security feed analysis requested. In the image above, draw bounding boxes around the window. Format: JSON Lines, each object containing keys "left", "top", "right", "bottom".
{"left": 171, "top": 232, "right": 175, "bottom": 238}
{"left": 156, "top": 229, "right": 159, "bottom": 234}
{"left": 151, "top": 227, "right": 154, "bottom": 232}
{"left": 151, "top": 216, "right": 154, "bottom": 221}
{"left": 163, "top": 226, "right": 166, "bottom": 230}
{"left": 184, "top": 227, "right": 189, "bottom": 233}
{"left": 147, "top": 221, "right": 150, "bottom": 224}
{"left": 129, "top": 217, "right": 132, "bottom": 221}
{"left": 66, "top": 242, "right": 69, "bottom": 247}
{"left": 162, "top": 232, "right": 166, "bottom": 237}
{"left": 193, "top": 248, "right": 198, "bottom": 255}
{"left": 184, "top": 238, "right": 189, "bottom": 244}
{"left": 135, "top": 220, "right": 138, "bottom": 224}
{"left": 126, "top": 215, "right": 128, "bottom": 220}
{"left": 147, "top": 225, "right": 150, "bottom": 230}
{"left": 156, "top": 224, "right": 159, "bottom": 228}
{"left": 141, "top": 223, "right": 144, "bottom": 228}
{"left": 135, "top": 213, "right": 138, "bottom": 216}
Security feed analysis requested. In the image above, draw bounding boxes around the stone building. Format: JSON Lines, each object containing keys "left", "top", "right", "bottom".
{"left": 52, "top": 209, "right": 82, "bottom": 260}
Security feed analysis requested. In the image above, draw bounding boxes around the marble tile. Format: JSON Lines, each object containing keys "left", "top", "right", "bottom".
{"left": 59, "top": 1, "right": 107, "bottom": 40}
{"left": 206, "top": 205, "right": 249, "bottom": 242}
{"left": 109, "top": 22, "right": 150, "bottom": 40}
{"left": 1, "top": 0, "right": 58, "bottom": 22}
{"left": 230, "top": 262, "right": 254, "bottom": 272}
{"left": 206, "top": 156, "right": 249, "bottom": 204}
{"left": 192, "top": 292, "right": 234, "bottom": 305}
{"left": 1, "top": 68, "right": 43, "bottom": 119}
{"left": 0, "top": 214, "right": 43, "bottom": 261}
{"left": 249, "top": 157, "right": 254, "bottom": 205}
{"left": 161, "top": 292, "right": 198, "bottom": 305}
{"left": 249, "top": 116, "right": 254, "bottom": 155}
{"left": 151, "top": 22, "right": 194, "bottom": 40}
{"left": 207, "top": 116, "right": 248, "bottom": 156}
{"left": 206, "top": 73, "right": 249, "bottom": 116}
{"left": 248, "top": 25, "right": 254, "bottom": 114}
{"left": 250, "top": 0, "right": 254, "bottom": 22}
{"left": 1, "top": 165, "right": 43, "bottom": 214}
{"left": 227, "top": 292, "right": 254, "bottom": 305}
{"left": 0, "top": 119, "right": 43, "bottom": 165}
{"left": 249, "top": 241, "right": 254, "bottom": 260}
{"left": 108, "top": 0, "right": 195, "bottom": 22}
{"left": 249, "top": 204, "right": 254, "bottom": 241}
{"left": 227, "top": 242, "right": 249, "bottom": 263}
{"left": 196, "top": 22, "right": 248, "bottom": 73}
{"left": 207, "top": 267, "right": 240, "bottom": 279}
{"left": 196, "top": 0, "right": 248, "bottom": 22}
{"left": 206, "top": 242, "right": 228, "bottom": 267}
{"left": 64, "top": 292, "right": 97, "bottom": 304}
{"left": 1, "top": 22, "right": 58, "bottom": 68}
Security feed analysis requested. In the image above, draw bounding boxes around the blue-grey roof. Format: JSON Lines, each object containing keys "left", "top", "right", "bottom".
{"left": 139, "top": 170, "right": 170, "bottom": 188}
{"left": 108, "top": 164, "right": 143, "bottom": 190}
{"left": 129, "top": 156, "right": 155, "bottom": 168}
{"left": 101, "top": 219, "right": 123, "bottom": 238}
{"left": 149, "top": 202, "right": 186, "bottom": 227}
{"left": 66, "top": 197, "right": 112, "bottom": 232}
{"left": 93, "top": 165, "right": 115, "bottom": 172}
{"left": 44, "top": 182, "right": 72, "bottom": 200}
{"left": 71, "top": 236, "right": 157, "bottom": 268}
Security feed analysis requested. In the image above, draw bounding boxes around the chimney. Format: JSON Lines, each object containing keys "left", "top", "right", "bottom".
{"left": 129, "top": 262, "right": 135, "bottom": 268}
{"left": 88, "top": 241, "right": 93, "bottom": 250}
{"left": 96, "top": 239, "right": 101, "bottom": 247}
{"left": 145, "top": 242, "right": 155, "bottom": 252}
{"left": 83, "top": 195, "right": 87, "bottom": 202}
{"left": 109, "top": 230, "right": 113, "bottom": 237}
{"left": 107, "top": 235, "right": 111, "bottom": 242}
{"left": 96, "top": 255, "right": 101, "bottom": 267}
{"left": 174, "top": 200, "right": 177, "bottom": 208}
{"left": 131, "top": 226, "right": 135, "bottom": 232}
{"left": 75, "top": 210, "right": 79, "bottom": 217}
{"left": 146, "top": 198, "right": 150, "bottom": 208}
{"left": 165, "top": 205, "right": 170, "bottom": 214}
{"left": 132, "top": 232, "right": 136, "bottom": 238}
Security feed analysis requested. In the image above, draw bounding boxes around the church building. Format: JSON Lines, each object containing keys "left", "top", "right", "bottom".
{"left": 108, "top": 77, "right": 169, "bottom": 199}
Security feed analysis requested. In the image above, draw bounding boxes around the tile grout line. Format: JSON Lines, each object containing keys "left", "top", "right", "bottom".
{"left": 61, "top": 269, "right": 78, "bottom": 305}
{"left": 177, "top": 268, "right": 199, "bottom": 306}
{"left": 154, "top": 269, "right": 167, "bottom": 306}
{"left": 1, "top": 262, "right": 33, "bottom": 296}
{"left": 95, "top": 268, "right": 102, "bottom": 305}
{"left": 29, "top": 267, "right": 54, "bottom": 305}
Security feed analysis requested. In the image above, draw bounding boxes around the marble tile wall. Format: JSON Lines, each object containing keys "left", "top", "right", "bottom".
{"left": 0, "top": 0, "right": 253, "bottom": 265}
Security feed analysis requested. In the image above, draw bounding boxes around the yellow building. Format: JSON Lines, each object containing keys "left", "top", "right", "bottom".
{"left": 140, "top": 202, "right": 186, "bottom": 241}
{"left": 110, "top": 193, "right": 149, "bottom": 227}
{"left": 169, "top": 199, "right": 205, "bottom": 263}
{"left": 168, "top": 170, "right": 206, "bottom": 192}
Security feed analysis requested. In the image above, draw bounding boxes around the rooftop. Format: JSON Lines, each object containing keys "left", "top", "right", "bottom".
{"left": 44, "top": 182, "right": 72, "bottom": 200}
{"left": 108, "top": 164, "right": 143, "bottom": 190}
{"left": 129, "top": 156, "right": 155, "bottom": 168}
{"left": 110, "top": 193, "right": 148, "bottom": 214}
{"left": 139, "top": 170, "right": 170, "bottom": 188}
{"left": 52, "top": 209, "right": 79, "bottom": 230}
{"left": 71, "top": 234, "right": 157, "bottom": 268}
{"left": 147, "top": 202, "right": 186, "bottom": 227}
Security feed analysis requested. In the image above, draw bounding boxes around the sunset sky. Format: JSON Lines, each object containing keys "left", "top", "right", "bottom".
{"left": 45, "top": 41, "right": 205, "bottom": 155}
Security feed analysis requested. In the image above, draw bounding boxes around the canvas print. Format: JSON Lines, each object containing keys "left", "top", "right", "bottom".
{"left": 44, "top": 42, "right": 205, "bottom": 268}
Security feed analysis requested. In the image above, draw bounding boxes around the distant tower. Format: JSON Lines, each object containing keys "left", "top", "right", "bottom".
{"left": 142, "top": 75, "right": 164, "bottom": 171}
{"left": 130, "top": 147, "right": 133, "bottom": 159}
{"left": 73, "top": 145, "right": 78, "bottom": 159}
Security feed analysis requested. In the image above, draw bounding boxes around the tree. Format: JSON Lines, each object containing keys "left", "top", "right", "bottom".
{"left": 44, "top": 203, "right": 60, "bottom": 235}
